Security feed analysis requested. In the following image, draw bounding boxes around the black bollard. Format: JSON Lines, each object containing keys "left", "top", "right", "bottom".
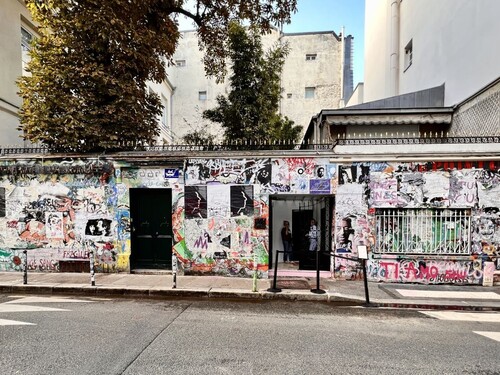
{"left": 362, "top": 259, "right": 370, "bottom": 305}
{"left": 310, "top": 248, "right": 325, "bottom": 294}
{"left": 172, "top": 253, "right": 177, "bottom": 289}
{"left": 89, "top": 249, "right": 95, "bottom": 286}
{"left": 23, "top": 249, "right": 28, "bottom": 285}
{"left": 267, "top": 250, "right": 282, "bottom": 293}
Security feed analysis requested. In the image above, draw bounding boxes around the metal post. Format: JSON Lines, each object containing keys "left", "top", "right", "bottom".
{"left": 89, "top": 249, "right": 95, "bottom": 286}
{"left": 267, "top": 250, "right": 282, "bottom": 293}
{"left": 23, "top": 249, "right": 28, "bottom": 285}
{"left": 311, "top": 248, "right": 326, "bottom": 294}
{"left": 362, "top": 259, "right": 370, "bottom": 305}
{"left": 252, "top": 252, "right": 258, "bottom": 292}
{"left": 172, "top": 253, "right": 177, "bottom": 289}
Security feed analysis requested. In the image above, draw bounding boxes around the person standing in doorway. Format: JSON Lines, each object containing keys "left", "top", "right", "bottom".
{"left": 281, "top": 220, "right": 293, "bottom": 263}
{"left": 307, "top": 218, "right": 318, "bottom": 252}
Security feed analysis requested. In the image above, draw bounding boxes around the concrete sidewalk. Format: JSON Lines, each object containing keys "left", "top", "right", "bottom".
{"left": 0, "top": 271, "right": 499, "bottom": 311}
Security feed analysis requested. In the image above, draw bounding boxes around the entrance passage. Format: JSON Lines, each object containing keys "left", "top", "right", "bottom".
{"left": 130, "top": 188, "right": 172, "bottom": 270}
{"left": 270, "top": 195, "right": 333, "bottom": 271}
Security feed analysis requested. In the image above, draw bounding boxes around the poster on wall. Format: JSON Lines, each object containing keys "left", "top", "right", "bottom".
{"left": 185, "top": 186, "right": 208, "bottom": 219}
{"left": 45, "top": 212, "right": 64, "bottom": 238}
{"left": 310, "top": 179, "right": 331, "bottom": 194}
{"left": 230, "top": 186, "right": 254, "bottom": 217}
{"left": 207, "top": 185, "right": 230, "bottom": 218}
{"left": 423, "top": 173, "right": 449, "bottom": 206}
{"left": 85, "top": 218, "right": 112, "bottom": 237}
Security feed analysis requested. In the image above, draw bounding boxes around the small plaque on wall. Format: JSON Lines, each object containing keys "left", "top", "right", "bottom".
{"left": 357, "top": 245, "right": 368, "bottom": 260}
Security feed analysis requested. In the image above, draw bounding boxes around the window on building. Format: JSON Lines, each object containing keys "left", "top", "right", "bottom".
{"left": 287, "top": 93, "right": 292, "bottom": 99}
{"left": 21, "top": 27, "right": 33, "bottom": 75}
{"left": 374, "top": 208, "right": 471, "bottom": 255}
{"left": 404, "top": 39, "right": 413, "bottom": 71}
{"left": 305, "top": 87, "right": 315, "bottom": 99}
{"left": 198, "top": 91, "right": 207, "bottom": 101}
{"left": 306, "top": 54, "right": 317, "bottom": 61}
{"left": 175, "top": 59, "right": 186, "bottom": 67}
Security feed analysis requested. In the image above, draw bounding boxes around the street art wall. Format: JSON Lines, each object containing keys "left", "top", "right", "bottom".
{"left": 0, "top": 159, "right": 122, "bottom": 272}
{"left": 335, "top": 161, "right": 500, "bottom": 284}
{"left": 179, "top": 157, "right": 339, "bottom": 276}
{"left": 0, "top": 156, "right": 498, "bottom": 284}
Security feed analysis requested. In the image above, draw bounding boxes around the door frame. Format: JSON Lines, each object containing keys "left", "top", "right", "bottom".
{"left": 269, "top": 194, "right": 334, "bottom": 270}
{"left": 129, "top": 188, "right": 173, "bottom": 270}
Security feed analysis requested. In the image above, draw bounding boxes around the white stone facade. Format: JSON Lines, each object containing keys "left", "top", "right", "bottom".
{"left": 167, "top": 29, "right": 346, "bottom": 142}
{"left": 0, "top": 0, "right": 36, "bottom": 146}
{"left": 363, "top": 0, "right": 500, "bottom": 106}
{"left": 0, "top": 1, "right": 174, "bottom": 147}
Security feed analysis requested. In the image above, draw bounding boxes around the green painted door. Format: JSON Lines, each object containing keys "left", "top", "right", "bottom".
{"left": 130, "top": 188, "right": 172, "bottom": 269}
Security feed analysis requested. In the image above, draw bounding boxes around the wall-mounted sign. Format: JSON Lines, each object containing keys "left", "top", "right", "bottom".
{"left": 357, "top": 245, "right": 368, "bottom": 260}
{"left": 164, "top": 168, "right": 179, "bottom": 179}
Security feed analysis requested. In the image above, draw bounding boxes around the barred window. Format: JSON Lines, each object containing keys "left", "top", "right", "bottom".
{"left": 375, "top": 208, "right": 471, "bottom": 255}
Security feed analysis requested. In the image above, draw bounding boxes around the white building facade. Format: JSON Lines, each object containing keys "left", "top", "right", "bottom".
{"left": 167, "top": 29, "right": 353, "bottom": 142}
{"left": 0, "top": 0, "right": 174, "bottom": 147}
{"left": 362, "top": 0, "right": 500, "bottom": 106}
{"left": 0, "top": 0, "right": 36, "bottom": 146}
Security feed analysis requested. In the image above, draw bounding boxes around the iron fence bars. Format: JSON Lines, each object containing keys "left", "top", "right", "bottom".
{"left": 375, "top": 208, "right": 471, "bottom": 255}
{"left": 336, "top": 136, "right": 500, "bottom": 146}
{"left": 1, "top": 136, "right": 499, "bottom": 155}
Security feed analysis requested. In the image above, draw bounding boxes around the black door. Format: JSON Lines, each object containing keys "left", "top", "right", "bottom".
{"left": 130, "top": 188, "right": 172, "bottom": 269}
{"left": 292, "top": 209, "right": 313, "bottom": 269}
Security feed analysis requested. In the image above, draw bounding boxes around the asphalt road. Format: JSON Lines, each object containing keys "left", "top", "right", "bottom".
{"left": 0, "top": 294, "right": 499, "bottom": 375}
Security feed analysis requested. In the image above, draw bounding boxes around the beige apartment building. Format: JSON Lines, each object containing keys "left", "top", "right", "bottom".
{"left": 166, "top": 28, "right": 354, "bottom": 142}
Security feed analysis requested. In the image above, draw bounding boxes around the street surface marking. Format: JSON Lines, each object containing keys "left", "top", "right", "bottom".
{"left": 419, "top": 311, "right": 500, "bottom": 322}
{"left": 0, "top": 318, "right": 35, "bottom": 326}
{"left": 0, "top": 296, "right": 93, "bottom": 326}
{"left": 474, "top": 331, "right": 500, "bottom": 342}
{"left": 0, "top": 304, "right": 69, "bottom": 312}
{"left": 396, "top": 290, "right": 500, "bottom": 300}
{"left": 6, "top": 296, "right": 94, "bottom": 304}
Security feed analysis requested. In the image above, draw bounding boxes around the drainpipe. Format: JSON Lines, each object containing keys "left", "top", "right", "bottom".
{"left": 390, "top": 0, "right": 401, "bottom": 96}
{"left": 339, "top": 26, "right": 345, "bottom": 108}
{"left": 278, "top": 27, "right": 284, "bottom": 116}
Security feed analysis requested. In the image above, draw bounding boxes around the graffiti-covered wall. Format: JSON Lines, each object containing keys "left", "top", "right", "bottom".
{"left": 334, "top": 161, "right": 500, "bottom": 284}
{"left": 0, "top": 156, "right": 498, "bottom": 285}
{"left": 177, "top": 157, "right": 339, "bottom": 276}
{"left": 0, "top": 159, "right": 123, "bottom": 272}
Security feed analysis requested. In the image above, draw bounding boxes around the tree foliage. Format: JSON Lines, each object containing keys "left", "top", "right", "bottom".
{"left": 202, "top": 22, "right": 302, "bottom": 144}
{"left": 19, "top": 0, "right": 297, "bottom": 152}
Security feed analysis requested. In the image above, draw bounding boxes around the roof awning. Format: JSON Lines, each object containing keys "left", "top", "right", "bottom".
{"left": 322, "top": 111, "right": 453, "bottom": 126}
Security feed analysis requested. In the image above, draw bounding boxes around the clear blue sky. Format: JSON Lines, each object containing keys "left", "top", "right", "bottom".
{"left": 177, "top": 0, "right": 365, "bottom": 85}
{"left": 282, "top": 0, "right": 365, "bottom": 85}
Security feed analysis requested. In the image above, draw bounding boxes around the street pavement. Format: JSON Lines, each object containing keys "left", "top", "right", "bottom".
{"left": 0, "top": 271, "right": 499, "bottom": 311}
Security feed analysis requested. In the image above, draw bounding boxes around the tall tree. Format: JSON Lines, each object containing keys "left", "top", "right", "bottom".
{"left": 19, "top": 0, "right": 297, "bottom": 152}
{"left": 202, "top": 22, "right": 302, "bottom": 144}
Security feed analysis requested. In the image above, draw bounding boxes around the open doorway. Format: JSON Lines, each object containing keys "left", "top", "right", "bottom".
{"left": 270, "top": 195, "right": 333, "bottom": 272}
